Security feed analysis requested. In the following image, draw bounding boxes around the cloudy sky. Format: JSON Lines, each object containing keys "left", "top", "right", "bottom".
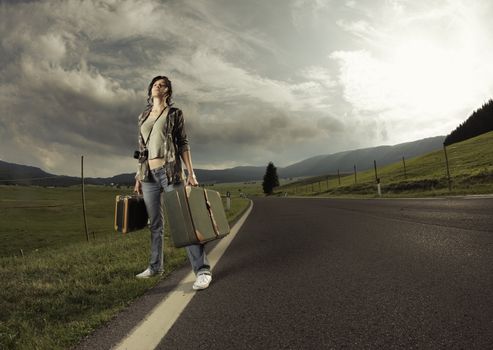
{"left": 1, "top": 0, "right": 492, "bottom": 177}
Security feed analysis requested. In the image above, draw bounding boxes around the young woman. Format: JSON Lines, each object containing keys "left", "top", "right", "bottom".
{"left": 133, "top": 76, "right": 212, "bottom": 290}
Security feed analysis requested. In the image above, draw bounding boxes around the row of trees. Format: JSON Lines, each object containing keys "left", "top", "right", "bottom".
{"left": 444, "top": 99, "right": 493, "bottom": 146}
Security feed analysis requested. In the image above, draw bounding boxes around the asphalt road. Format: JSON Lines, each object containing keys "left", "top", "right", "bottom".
{"left": 157, "top": 196, "right": 493, "bottom": 349}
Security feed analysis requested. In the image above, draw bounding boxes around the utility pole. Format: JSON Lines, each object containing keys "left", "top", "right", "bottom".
{"left": 443, "top": 144, "right": 452, "bottom": 191}
{"left": 402, "top": 156, "right": 407, "bottom": 179}
{"left": 373, "top": 160, "right": 378, "bottom": 182}
{"left": 81, "top": 156, "right": 89, "bottom": 242}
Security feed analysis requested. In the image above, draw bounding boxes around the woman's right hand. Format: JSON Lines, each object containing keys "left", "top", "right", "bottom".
{"left": 133, "top": 179, "right": 142, "bottom": 195}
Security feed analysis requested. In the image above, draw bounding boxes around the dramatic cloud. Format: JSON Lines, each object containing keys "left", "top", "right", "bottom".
{"left": 1, "top": 0, "right": 492, "bottom": 177}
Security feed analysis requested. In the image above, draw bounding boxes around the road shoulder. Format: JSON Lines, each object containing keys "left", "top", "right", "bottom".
{"left": 74, "top": 200, "right": 253, "bottom": 350}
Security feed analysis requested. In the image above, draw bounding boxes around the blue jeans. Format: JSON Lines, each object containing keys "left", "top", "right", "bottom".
{"left": 141, "top": 166, "right": 210, "bottom": 275}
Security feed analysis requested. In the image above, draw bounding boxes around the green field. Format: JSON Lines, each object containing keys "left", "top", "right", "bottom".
{"left": 0, "top": 184, "right": 256, "bottom": 258}
{"left": 277, "top": 131, "right": 493, "bottom": 198}
{"left": 0, "top": 185, "right": 250, "bottom": 350}
{"left": 0, "top": 185, "right": 129, "bottom": 257}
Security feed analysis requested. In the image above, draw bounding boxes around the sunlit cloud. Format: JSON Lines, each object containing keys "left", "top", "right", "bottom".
{"left": 331, "top": 0, "right": 493, "bottom": 141}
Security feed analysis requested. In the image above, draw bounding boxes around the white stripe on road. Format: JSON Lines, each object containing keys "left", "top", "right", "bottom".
{"left": 113, "top": 201, "right": 253, "bottom": 350}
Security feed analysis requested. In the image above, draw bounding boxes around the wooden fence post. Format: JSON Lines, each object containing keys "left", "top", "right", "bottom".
{"left": 81, "top": 156, "right": 89, "bottom": 242}
{"left": 402, "top": 156, "right": 407, "bottom": 179}
{"left": 443, "top": 144, "right": 452, "bottom": 191}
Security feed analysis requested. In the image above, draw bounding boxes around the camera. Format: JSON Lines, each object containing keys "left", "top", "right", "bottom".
{"left": 133, "top": 149, "right": 149, "bottom": 163}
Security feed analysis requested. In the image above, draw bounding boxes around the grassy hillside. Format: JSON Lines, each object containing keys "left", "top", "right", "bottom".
{"left": 0, "top": 185, "right": 250, "bottom": 350}
{"left": 278, "top": 131, "right": 493, "bottom": 197}
{"left": 278, "top": 136, "right": 445, "bottom": 178}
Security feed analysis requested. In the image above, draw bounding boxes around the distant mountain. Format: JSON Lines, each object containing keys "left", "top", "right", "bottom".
{"left": 0, "top": 161, "right": 113, "bottom": 187}
{"left": 0, "top": 160, "right": 83, "bottom": 186}
{"left": 0, "top": 135, "right": 446, "bottom": 186}
{"left": 280, "top": 136, "right": 446, "bottom": 178}
{"left": 0, "top": 160, "right": 54, "bottom": 181}
{"left": 194, "top": 166, "right": 265, "bottom": 183}
{"left": 80, "top": 167, "right": 264, "bottom": 185}
{"left": 193, "top": 136, "right": 446, "bottom": 182}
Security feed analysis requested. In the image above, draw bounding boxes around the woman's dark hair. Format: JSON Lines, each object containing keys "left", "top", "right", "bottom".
{"left": 146, "top": 75, "right": 173, "bottom": 107}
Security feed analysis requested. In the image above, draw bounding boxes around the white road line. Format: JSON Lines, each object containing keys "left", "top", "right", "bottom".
{"left": 113, "top": 201, "right": 253, "bottom": 350}
{"left": 286, "top": 194, "right": 493, "bottom": 200}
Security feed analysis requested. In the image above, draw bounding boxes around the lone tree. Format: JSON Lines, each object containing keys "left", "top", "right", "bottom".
{"left": 262, "top": 161, "right": 280, "bottom": 195}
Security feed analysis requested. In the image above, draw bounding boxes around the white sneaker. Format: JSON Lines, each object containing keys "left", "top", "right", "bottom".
{"left": 136, "top": 267, "right": 157, "bottom": 278}
{"left": 193, "top": 271, "right": 212, "bottom": 290}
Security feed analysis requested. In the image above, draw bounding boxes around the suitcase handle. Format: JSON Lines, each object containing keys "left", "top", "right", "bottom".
{"left": 203, "top": 190, "right": 220, "bottom": 236}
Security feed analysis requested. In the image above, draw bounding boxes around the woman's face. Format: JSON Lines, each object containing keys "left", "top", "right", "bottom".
{"left": 151, "top": 79, "right": 168, "bottom": 98}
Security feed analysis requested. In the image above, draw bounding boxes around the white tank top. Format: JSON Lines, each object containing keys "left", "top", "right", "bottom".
{"left": 140, "top": 113, "right": 168, "bottom": 159}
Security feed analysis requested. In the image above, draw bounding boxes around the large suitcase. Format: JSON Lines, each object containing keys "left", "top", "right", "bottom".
{"left": 114, "top": 195, "right": 148, "bottom": 234}
{"left": 164, "top": 185, "right": 230, "bottom": 247}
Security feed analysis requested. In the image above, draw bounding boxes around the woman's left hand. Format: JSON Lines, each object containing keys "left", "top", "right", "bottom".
{"left": 187, "top": 174, "right": 199, "bottom": 186}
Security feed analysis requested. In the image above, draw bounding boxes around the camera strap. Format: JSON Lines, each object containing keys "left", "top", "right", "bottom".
{"left": 140, "top": 107, "right": 167, "bottom": 147}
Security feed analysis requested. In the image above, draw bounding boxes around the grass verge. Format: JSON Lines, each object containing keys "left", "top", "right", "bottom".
{"left": 0, "top": 194, "right": 250, "bottom": 350}
{"left": 277, "top": 131, "right": 493, "bottom": 198}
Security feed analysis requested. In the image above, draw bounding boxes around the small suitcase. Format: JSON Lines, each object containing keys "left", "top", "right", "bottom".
{"left": 114, "top": 195, "right": 148, "bottom": 234}
{"left": 164, "top": 185, "right": 230, "bottom": 247}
